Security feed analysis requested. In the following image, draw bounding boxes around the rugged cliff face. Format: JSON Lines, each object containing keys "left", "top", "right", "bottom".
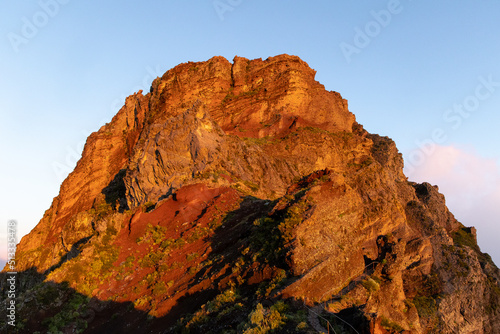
{"left": 2, "top": 55, "right": 499, "bottom": 334}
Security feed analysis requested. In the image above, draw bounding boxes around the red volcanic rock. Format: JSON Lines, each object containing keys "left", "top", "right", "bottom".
{"left": 3, "top": 55, "right": 499, "bottom": 334}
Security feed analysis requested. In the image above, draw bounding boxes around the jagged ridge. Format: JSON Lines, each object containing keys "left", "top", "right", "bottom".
{"left": 2, "top": 55, "right": 499, "bottom": 334}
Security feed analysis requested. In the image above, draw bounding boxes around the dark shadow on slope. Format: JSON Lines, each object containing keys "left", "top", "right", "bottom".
{"left": 184, "top": 196, "right": 273, "bottom": 293}
{"left": 326, "top": 306, "right": 371, "bottom": 334}
{"left": 0, "top": 268, "right": 150, "bottom": 334}
{"left": 102, "top": 169, "right": 129, "bottom": 212}
{"left": 0, "top": 191, "right": 376, "bottom": 334}
{"left": 0, "top": 196, "right": 276, "bottom": 334}
{"left": 363, "top": 255, "right": 377, "bottom": 276}
{"left": 44, "top": 236, "right": 93, "bottom": 275}
{"left": 153, "top": 195, "right": 280, "bottom": 332}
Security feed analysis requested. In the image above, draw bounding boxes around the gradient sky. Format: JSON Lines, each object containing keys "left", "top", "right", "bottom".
{"left": 1, "top": 1, "right": 499, "bottom": 267}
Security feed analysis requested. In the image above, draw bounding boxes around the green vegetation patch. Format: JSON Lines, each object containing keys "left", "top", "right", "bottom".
{"left": 136, "top": 223, "right": 167, "bottom": 245}
{"left": 361, "top": 277, "right": 380, "bottom": 293}
{"left": 453, "top": 226, "right": 478, "bottom": 250}
{"left": 222, "top": 87, "right": 262, "bottom": 104}
{"left": 242, "top": 136, "right": 279, "bottom": 146}
{"left": 182, "top": 287, "right": 243, "bottom": 330}
{"left": 89, "top": 201, "right": 113, "bottom": 220}
{"left": 249, "top": 195, "right": 310, "bottom": 265}
{"left": 256, "top": 269, "right": 287, "bottom": 298}
{"left": 42, "top": 293, "right": 90, "bottom": 334}
{"left": 173, "top": 291, "right": 312, "bottom": 334}
{"left": 412, "top": 296, "right": 438, "bottom": 318}
{"left": 452, "top": 225, "right": 496, "bottom": 268}
{"left": 62, "top": 229, "right": 120, "bottom": 295}
{"left": 380, "top": 316, "right": 404, "bottom": 332}
{"left": 241, "top": 302, "right": 286, "bottom": 334}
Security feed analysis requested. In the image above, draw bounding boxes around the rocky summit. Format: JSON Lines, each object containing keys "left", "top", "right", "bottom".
{"left": 2, "top": 55, "right": 499, "bottom": 334}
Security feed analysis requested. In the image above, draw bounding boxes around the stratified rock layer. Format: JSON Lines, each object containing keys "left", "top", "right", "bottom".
{"left": 2, "top": 55, "right": 499, "bottom": 334}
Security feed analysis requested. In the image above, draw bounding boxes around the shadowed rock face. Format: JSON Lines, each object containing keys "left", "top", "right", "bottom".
{"left": 3, "top": 55, "right": 499, "bottom": 334}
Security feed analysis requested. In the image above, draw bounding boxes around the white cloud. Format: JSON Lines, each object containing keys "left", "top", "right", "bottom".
{"left": 405, "top": 145, "right": 500, "bottom": 266}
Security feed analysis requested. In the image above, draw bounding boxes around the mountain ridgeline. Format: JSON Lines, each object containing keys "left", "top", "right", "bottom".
{"left": 2, "top": 55, "right": 499, "bottom": 333}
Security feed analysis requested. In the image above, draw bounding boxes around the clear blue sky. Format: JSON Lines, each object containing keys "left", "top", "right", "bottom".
{"left": 1, "top": 1, "right": 500, "bottom": 265}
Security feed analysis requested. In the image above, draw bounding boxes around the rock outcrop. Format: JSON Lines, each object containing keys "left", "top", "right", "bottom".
{"left": 2, "top": 55, "right": 499, "bottom": 334}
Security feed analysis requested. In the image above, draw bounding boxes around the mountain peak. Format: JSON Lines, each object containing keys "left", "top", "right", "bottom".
{"left": 2, "top": 55, "right": 499, "bottom": 334}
